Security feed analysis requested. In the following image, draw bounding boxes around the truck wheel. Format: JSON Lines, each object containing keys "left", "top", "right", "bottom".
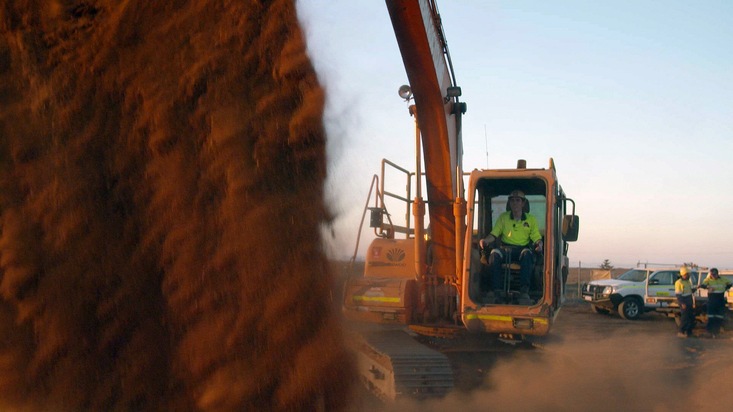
{"left": 618, "top": 297, "right": 642, "bottom": 320}
{"left": 590, "top": 305, "right": 609, "bottom": 315}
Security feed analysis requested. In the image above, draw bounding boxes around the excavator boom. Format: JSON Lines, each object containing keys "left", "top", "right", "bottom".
{"left": 386, "top": 0, "right": 464, "bottom": 282}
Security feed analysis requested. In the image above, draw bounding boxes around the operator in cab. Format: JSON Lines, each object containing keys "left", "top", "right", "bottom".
{"left": 479, "top": 190, "right": 543, "bottom": 305}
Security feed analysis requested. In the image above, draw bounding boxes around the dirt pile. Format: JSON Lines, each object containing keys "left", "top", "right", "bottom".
{"left": 0, "top": 1, "right": 353, "bottom": 410}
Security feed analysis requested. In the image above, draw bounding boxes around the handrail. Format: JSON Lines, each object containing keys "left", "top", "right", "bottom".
{"left": 381, "top": 159, "right": 412, "bottom": 237}
{"left": 349, "top": 158, "right": 420, "bottom": 272}
{"left": 349, "top": 174, "right": 381, "bottom": 271}
{"left": 380, "top": 159, "right": 413, "bottom": 238}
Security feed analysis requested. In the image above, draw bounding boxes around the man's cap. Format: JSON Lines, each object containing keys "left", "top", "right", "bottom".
{"left": 710, "top": 267, "right": 719, "bottom": 276}
{"left": 680, "top": 266, "right": 689, "bottom": 276}
{"left": 509, "top": 190, "right": 526, "bottom": 200}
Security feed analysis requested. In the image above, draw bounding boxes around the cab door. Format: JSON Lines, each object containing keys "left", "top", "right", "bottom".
{"left": 647, "top": 270, "right": 677, "bottom": 306}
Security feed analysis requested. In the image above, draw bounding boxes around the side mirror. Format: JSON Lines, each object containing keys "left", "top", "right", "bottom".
{"left": 562, "top": 215, "right": 579, "bottom": 242}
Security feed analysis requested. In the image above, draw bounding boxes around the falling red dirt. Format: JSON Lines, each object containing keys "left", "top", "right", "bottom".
{"left": 0, "top": 1, "right": 354, "bottom": 410}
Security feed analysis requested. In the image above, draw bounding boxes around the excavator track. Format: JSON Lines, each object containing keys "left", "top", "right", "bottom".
{"left": 348, "top": 328, "right": 454, "bottom": 401}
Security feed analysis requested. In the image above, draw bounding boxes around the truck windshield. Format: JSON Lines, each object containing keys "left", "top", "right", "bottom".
{"left": 617, "top": 269, "right": 648, "bottom": 282}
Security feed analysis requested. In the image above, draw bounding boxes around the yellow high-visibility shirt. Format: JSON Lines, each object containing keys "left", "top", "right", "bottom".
{"left": 490, "top": 211, "right": 542, "bottom": 247}
{"left": 703, "top": 277, "right": 731, "bottom": 294}
{"left": 675, "top": 278, "right": 693, "bottom": 296}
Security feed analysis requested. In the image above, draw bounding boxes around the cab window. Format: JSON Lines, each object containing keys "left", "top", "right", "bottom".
{"left": 650, "top": 271, "right": 675, "bottom": 285}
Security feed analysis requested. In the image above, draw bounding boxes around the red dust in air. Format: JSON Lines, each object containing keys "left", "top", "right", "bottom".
{"left": 366, "top": 304, "right": 732, "bottom": 412}
{"left": 0, "top": 1, "right": 354, "bottom": 410}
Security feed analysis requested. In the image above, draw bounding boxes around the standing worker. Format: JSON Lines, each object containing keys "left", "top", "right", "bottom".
{"left": 675, "top": 266, "right": 696, "bottom": 338}
{"left": 700, "top": 268, "right": 732, "bottom": 338}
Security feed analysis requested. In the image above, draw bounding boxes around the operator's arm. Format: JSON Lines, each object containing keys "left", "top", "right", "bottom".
{"left": 480, "top": 214, "right": 505, "bottom": 249}
{"left": 480, "top": 234, "right": 496, "bottom": 249}
{"left": 528, "top": 214, "right": 543, "bottom": 251}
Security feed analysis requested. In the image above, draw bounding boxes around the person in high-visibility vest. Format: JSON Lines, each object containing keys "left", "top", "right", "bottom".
{"left": 700, "top": 268, "right": 732, "bottom": 338}
{"left": 675, "top": 266, "right": 696, "bottom": 338}
{"left": 479, "top": 189, "right": 543, "bottom": 306}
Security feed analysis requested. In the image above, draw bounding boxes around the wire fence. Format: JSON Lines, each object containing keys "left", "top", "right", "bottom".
{"left": 563, "top": 263, "right": 630, "bottom": 301}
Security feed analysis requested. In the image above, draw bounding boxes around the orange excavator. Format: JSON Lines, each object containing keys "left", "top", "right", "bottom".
{"left": 343, "top": 0, "right": 580, "bottom": 400}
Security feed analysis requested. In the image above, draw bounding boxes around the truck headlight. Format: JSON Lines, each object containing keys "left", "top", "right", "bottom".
{"left": 602, "top": 286, "right": 614, "bottom": 296}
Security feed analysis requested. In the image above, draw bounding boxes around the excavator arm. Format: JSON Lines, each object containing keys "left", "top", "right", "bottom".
{"left": 386, "top": 0, "right": 465, "bottom": 282}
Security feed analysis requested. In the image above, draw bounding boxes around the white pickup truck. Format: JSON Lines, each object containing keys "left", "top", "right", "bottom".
{"left": 722, "top": 271, "right": 733, "bottom": 310}
{"left": 581, "top": 267, "right": 696, "bottom": 320}
{"left": 649, "top": 269, "right": 733, "bottom": 325}
{"left": 644, "top": 268, "right": 704, "bottom": 309}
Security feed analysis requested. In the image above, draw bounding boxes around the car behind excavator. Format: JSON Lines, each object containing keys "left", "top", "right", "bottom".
{"left": 342, "top": 0, "right": 580, "bottom": 401}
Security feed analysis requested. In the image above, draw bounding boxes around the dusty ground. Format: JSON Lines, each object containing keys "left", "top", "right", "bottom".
{"left": 345, "top": 299, "right": 732, "bottom": 411}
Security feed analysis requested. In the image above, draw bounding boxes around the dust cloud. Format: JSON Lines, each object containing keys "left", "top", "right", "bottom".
{"left": 376, "top": 322, "right": 731, "bottom": 412}
{"left": 0, "top": 1, "right": 353, "bottom": 411}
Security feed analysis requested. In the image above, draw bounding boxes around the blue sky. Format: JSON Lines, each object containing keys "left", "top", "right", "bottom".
{"left": 297, "top": 1, "right": 733, "bottom": 269}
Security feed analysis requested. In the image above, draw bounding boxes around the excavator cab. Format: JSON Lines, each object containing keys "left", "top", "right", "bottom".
{"left": 461, "top": 161, "right": 579, "bottom": 336}
{"left": 469, "top": 178, "right": 547, "bottom": 303}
